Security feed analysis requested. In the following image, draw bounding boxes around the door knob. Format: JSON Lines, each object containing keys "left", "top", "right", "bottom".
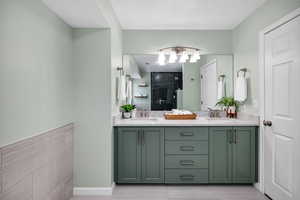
{"left": 263, "top": 120, "right": 272, "bottom": 127}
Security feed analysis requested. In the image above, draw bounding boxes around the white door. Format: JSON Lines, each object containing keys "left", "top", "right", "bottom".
{"left": 264, "top": 15, "right": 300, "bottom": 200}
{"left": 200, "top": 60, "right": 217, "bottom": 110}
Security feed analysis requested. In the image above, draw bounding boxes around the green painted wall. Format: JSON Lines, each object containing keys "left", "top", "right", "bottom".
{"left": 0, "top": 0, "right": 73, "bottom": 147}
{"left": 123, "top": 30, "right": 233, "bottom": 55}
{"left": 73, "top": 29, "right": 112, "bottom": 187}
{"left": 0, "top": 0, "right": 123, "bottom": 189}
{"left": 233, "top": 0, "right": 300, "bottom": 114}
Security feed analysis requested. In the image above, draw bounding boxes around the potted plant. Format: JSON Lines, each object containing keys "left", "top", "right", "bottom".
{"left": 216, "top": 97, "right": 239, "bottom": 118}
{"left": 120, "top": 104, "right": 136, "bottom": 119}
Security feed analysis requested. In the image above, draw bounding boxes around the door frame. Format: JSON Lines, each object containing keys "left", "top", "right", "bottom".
{"left": 258, "top": 7, "right": 300, "bottom": 193}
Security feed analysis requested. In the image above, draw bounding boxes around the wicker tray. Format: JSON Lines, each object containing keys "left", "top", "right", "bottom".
{"left": 164, "top": 113, "right": 197, "bottom": 120}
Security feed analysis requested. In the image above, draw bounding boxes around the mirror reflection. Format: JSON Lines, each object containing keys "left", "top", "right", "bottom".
{"left": 122, "top": 53, "right": 233, "bottom": 111}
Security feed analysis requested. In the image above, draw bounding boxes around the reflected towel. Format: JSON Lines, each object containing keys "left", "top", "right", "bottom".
{"left": 119, "top": 75, "right": 127, "bottom": 102}
{"left": 126, "top": 80, "right": 133, "bottom": 104}
{"left": 217, "top": 79, "right": 225, "bottom": 100}
{"left": 234, "top": 73, "right": 247, "bottom": 102}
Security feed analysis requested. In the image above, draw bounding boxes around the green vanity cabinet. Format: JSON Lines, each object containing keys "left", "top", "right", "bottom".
{"left": 209, "top": 127, "right": 233, "bottom": 183}
{"left": 165, "top": 127, "right": 209, "bottom": 184}
{"left": 117, "top": 128, "right": 141, "bottom": 183}
{"left": 117, "top": 127, "right": 164, "bottom": 183}
{"left": 232, "top": 127, "right": 256, "bottom": 183}
{"left": 115, "top": 126, "right": 257, "bottom": 184}
{"left": 141, "top": 128, "right": 165, "bottom": 183}
{"left": 209, "top": 127, "right": 256, "bottom": 183}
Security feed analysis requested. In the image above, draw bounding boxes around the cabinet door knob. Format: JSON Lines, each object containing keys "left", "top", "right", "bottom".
{"left": 263, "top": 120, "right": 272, "bottom": 127}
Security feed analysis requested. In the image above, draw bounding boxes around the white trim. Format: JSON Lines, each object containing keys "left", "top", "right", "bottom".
{"left": 112, "top": 182, "right": 116, "bottom": 190}
{"left": 258, "top": 7, "right": 300, "bottom": 194}
{"left": 262, "top": 7, "right": 300, "bottom": 34}
{"left": 200, "top": 58, "right": 217, "bottom": 68}
{"left": 73, "top": 185, "right": 114, "bottom": 196}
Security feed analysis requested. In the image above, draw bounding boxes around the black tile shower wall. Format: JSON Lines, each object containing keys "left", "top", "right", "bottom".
{"left": 151, "top": 72, "right": 183, "bottom": 110}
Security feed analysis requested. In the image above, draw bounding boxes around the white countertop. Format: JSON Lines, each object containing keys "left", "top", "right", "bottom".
{"left": 113, "top": 115, "right": 259, "bottom": 127}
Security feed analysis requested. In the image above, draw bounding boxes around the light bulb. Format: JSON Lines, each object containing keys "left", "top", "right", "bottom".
{"left": 179, "top": 52, "right": 188, "bottom": 63}
{"left": 168, "top": 51, "right": 177, "bottom": 63}
{"left": 158, "top": 51, "right": 166, "bottom": 65}
{"left": 190, "top": 51, "right": 201, "bottom": 63}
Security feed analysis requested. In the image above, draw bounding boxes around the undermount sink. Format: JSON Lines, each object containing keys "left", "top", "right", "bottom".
{"left": 205, "top": 117, "right": 237, "bottom": 121}
{"left": 128, "top": 118, "right": 159, "bottom": 121}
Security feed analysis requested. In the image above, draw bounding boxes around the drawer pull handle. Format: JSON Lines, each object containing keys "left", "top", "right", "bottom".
{"left": 180, "top": 160, "right": 194, "bottom": 166}
{"left": 180, "top": 175, "right": 194, "bottom": 180}
{"left": 180, "top": 146, "right": 195, "bottom": 151}
{"left": 180, "top": 132, "right": 194, "bottom": 137}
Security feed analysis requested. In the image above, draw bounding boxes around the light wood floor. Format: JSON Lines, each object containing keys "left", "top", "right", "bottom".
{"left": 72, "top": 185, "right": 269, "bottom": 200}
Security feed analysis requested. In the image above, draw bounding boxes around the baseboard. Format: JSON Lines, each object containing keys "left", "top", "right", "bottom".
{"left": 254, "top": 183, "right": 263, "bottom": 193}
{"left": 73, "top": 185, "right": 114, "bottom": 196}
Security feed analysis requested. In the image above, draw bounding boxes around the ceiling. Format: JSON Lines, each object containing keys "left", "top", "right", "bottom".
{"left": 43, "top": 0, "right": 267, "bottom": 30}
{"left": 42, "top": 0, "right": 109, "bottom": 28}
{"left": 111, "top": 0, "right": 267, "bottom": 30}
{"left": 133, "top": 55, "right": 182, "bottom": 73}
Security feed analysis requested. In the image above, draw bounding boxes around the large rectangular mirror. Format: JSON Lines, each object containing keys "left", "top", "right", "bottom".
{"left": 122, "top": 53, "right": 233, "bottom": 111}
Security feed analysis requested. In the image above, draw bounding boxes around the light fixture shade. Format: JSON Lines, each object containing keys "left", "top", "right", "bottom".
{"left": 190, "top": 51, "right": 201, "bottom": 63}
{"left": 168, "top": 51, "right": 177, "bottom": 63}
{"left": 158, "top": 51, "right": 166, "bottom": 65}
{"left": 179, "top": 52, "right": 188, "bottom": 63}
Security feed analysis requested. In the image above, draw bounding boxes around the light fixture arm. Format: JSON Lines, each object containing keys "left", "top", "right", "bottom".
{"left": 159, "top": 46, "right": 200, "bottom": 54}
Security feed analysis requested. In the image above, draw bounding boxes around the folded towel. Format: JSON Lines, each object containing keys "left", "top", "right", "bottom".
{"left": 170, "top": 109, "right": 193, "bottom": 115}
{"left": 126, "top": 80, "right": 132, "bottom": 104}
{"left": 118, "top": 75, "right": 127, "bottom": 102}
{"left": 234, "top": 72, "right": 247, "bottom": 102}
{"left": 217, "top": 79, "right": 225, "bottom": 100}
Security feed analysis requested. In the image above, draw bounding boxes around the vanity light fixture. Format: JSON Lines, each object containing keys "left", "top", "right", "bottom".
{"left": 157, "top": 46, "right": 201, "bottom": 65}
{"left": 158, "top": 51, "right": 166, "bottom": 65}
{"left": 179, "top": 51, "right": 189, "bottom": 63}
{"left": 190, "top": 51, "right": 201, "bottom": 63}
{"left": 168, "top": 51, "right": 177, "bottom": 63}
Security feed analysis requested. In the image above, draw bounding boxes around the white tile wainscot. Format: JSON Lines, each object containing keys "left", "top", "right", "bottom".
{"left": 0, "top": 124, "right": 73, "bottom": 200}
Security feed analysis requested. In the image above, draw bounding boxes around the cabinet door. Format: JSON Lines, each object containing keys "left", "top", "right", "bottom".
{"left": 232, "top": 127, "right": 256, "bottom": 183}
{"left": 141, "top": 128, "right": 164, "bottom": 183}
{"left": 209, "top": 127, "right": 233, "bottom": 183}
{"left": 117, "top": 128, "right": 141, "bottom": 183}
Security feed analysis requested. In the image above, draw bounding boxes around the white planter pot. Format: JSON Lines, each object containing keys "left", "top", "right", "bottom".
{"left": 122, "top": 112, "right": 132, "bottom": 119}
{"left": 228, "top": 106, "right": 236, "bottom": 113}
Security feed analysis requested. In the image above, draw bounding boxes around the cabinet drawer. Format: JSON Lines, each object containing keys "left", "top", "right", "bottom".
{"left": 165, "top": 169, "right": 208, "bottom": 183}
{"left": 165, "top": 141, "right": 208, "bottom": 155}
{"left": 165, "top": 155, "right": 208, "bottom": 169}
{"left": 165, "top": 127, "right": 208, "bottom": 141}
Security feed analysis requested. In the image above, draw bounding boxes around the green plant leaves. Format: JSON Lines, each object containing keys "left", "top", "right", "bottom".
{"left": 216, "top": 97, "right": 239, "bottom": 110}
{"left": 120, "top": 104, "right": 136, "bottom": 112}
